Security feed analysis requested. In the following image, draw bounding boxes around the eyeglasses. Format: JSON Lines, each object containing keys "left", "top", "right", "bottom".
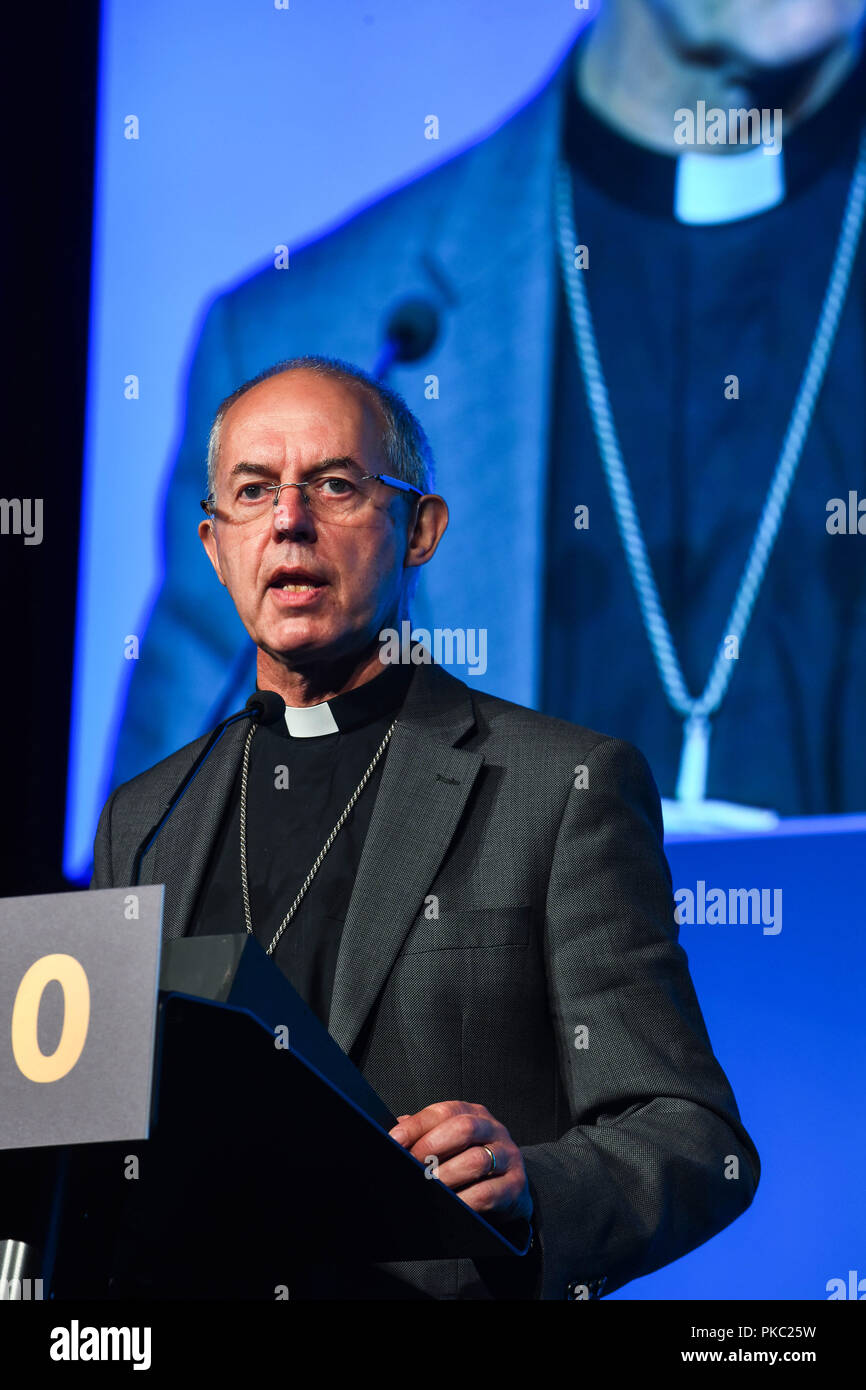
{"left": 200, "top": 471, "right": 425, "bottom": 527}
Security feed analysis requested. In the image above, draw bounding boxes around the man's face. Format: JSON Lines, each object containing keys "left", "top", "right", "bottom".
{"left": 648, "top": 0, "right": 866, "bottom": 68}
{"left": 199, "top": 370, "right": 417, "bottom": 669}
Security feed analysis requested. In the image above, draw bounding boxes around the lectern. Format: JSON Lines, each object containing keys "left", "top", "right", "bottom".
{"left": 1, "top": 925, "right": 531, "bottom": 1300}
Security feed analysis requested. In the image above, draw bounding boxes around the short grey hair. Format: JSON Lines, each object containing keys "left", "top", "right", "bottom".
{"left": 205, "top": 354, "right": 435, "bottom": 502}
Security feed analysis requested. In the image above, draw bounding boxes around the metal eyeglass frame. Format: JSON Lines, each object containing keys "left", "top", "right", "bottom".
{"left": 200, "top": 472, "right": 425, "bottom": 518}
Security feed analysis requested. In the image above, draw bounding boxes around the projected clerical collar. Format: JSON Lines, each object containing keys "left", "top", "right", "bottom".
{"left": 256, "top": 659, "right": 414, "bottom": 739}
{"left": 564, "top": 44, "right": 866, "bottom": 225}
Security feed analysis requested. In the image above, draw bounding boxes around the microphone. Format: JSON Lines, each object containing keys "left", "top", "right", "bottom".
{"left": 373, "top": 297, "right": 440, "bottom": 379}
{"left": 244, "top": 689, "right": 286, "bottom": 725}
{"left": 129, "top": 690, "right": 286, "bottom": 885}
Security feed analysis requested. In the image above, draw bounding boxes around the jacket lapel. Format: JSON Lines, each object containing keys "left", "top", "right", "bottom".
{"left": 327, "top": 661, "right": 483, "bottom": 1059}
{"left": 140, "top": 717, "right": 250, "bottom": 942}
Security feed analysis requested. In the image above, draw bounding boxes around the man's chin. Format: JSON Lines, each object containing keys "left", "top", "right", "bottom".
{"left": 255, "top": 621, "right": 364, "bottom": 667}
{"left": 258, "top": 632, "right": 332, "bottom": 665}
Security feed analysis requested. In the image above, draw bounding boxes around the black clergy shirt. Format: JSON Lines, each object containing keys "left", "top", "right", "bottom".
{"left": 187, "top": 660, "right": 415, "bottom": 1027}
{"left": 543, "top": 34, "right": 866, "bottom": 815}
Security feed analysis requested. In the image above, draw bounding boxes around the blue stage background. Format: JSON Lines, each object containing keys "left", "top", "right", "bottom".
{"left": 614, "top": 817, "right": 865, "bottom": 1299}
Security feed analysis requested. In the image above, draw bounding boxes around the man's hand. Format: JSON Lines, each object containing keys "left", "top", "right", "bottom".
{"left": 388, "top": 1100, "right": 533, "bottom": 1224}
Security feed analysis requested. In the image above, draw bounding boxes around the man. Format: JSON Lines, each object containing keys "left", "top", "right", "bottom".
{"left": 110, "top": 0, "right": 866, "bottom": 821}
{"left": 92, "top": 358, "right": 760, "bottom": 1300}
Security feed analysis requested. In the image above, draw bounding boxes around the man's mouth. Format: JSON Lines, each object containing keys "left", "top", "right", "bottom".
{"left": 266, "top": 567, "right": 329, "bottom": 604}
{"left": 267, "top": 567, "right": 328, "bottom": 589}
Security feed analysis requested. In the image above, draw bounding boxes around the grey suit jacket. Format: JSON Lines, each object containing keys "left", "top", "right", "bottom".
{"left": 91, "top": 658, "right": 760, "bottom": 1299}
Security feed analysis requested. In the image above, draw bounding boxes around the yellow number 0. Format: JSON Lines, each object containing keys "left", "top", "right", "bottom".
{"left": 11, "top": 954, "right": 90, "bottom": 1083}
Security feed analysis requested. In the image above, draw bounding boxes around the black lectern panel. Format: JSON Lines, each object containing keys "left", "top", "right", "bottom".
{"left": 45, "top": 938, "right": 530, "bottom": 1298}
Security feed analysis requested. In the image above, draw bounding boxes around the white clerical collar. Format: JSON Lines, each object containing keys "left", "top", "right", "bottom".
{"left": 283, "top": 700, "right": 339, "bottom": 738}
{"left": 259, "top": 661, "right": 414, "bottom": 738}
{"left": 674, "top": 146, "right": 786, "bottom": 225}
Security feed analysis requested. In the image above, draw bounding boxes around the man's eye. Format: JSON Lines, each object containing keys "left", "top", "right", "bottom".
{"left": 238, "top": 483, "right": 265, "bottom": 501}
{"left": 318, "top": 477, "right": 355, "bottom": 496}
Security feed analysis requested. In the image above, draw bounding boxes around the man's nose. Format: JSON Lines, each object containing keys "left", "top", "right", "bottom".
{"left": 272, "top": 485, "right": 315, "bottom": 534}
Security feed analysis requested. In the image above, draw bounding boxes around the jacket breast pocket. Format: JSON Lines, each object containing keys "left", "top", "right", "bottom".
{"left": 399, "top": 907, "right": 532, "bottom": 953}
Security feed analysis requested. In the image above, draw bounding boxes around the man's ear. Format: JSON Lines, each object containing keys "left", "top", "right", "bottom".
{"left": 404, "top": 494, "right": 449, "bottom": 573}
{"left": 198, "top": 518, "right": 227, "bottom": 587}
